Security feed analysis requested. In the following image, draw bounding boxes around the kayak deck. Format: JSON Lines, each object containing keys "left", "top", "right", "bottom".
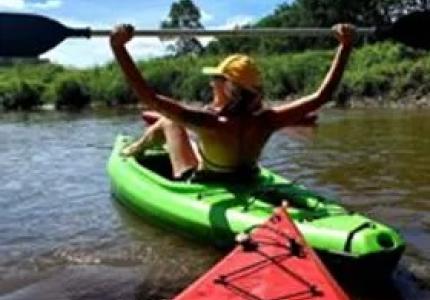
{"left": 174, "top": 207, "right": 350, "bottom": 300}
{"left": 107, "top": 135, "right": 405, "bottom": 279}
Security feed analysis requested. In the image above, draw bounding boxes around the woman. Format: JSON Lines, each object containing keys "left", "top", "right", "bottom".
{"left": 110, "top": 24, "right": 354, "bottom": 180}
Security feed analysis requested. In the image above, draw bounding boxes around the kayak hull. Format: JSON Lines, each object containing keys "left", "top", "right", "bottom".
{"left": 174, "top": 208, "right": 350, "bottom": 300}
{"left": 108, "top": 135, "right": 405, "bottom": 279}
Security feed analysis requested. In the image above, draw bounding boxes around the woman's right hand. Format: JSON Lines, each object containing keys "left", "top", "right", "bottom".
{"left": 332, "top": 23, "right": 355, "bottom": 47}
{"left": 110, "top": 24, "right": 134, "bottom": 47}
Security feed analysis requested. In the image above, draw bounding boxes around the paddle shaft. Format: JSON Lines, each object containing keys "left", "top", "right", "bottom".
{"left": 89, "top": 27, "right": 375, "bottom": 37}
{"left": 1, "top": 10, "right": 429, "bottom": 57}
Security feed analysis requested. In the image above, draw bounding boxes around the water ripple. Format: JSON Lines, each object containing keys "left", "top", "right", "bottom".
{"left": 0, "top": 109, "right": 429, "bottom": 299}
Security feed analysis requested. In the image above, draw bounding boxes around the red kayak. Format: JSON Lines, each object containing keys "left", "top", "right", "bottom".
{"left": 174, "top": 206, "right": 349, "bottom": 300}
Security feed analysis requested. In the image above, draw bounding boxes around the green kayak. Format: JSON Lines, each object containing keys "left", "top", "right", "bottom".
{"left": 108, "top": 135, "right": 405, "bottom": 278}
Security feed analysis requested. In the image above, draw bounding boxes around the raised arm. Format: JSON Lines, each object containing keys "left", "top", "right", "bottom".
{"left": 110, "top": 24, "right": 217, "bottom": 128}
{"left": 268, "top": 24, "right": 354, "bottom": 129}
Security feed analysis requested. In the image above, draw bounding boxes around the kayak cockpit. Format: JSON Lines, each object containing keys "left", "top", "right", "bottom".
{"left": 135, "top": 149, "right": 344, "bottom": 214}
{"left": 137, "top": 149, "right": 263, "bottom": 184}
{"left": 136, "top": 149, "right": 174, "bottom": 180}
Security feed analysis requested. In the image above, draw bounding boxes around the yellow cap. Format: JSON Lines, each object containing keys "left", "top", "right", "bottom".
{"left": 202, "top": 54, "right": 261, "bottom": 93}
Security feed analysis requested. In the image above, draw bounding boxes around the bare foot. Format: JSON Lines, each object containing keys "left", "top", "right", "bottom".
{"left": 121, "top": 143, "right": 141, "bottom": 156}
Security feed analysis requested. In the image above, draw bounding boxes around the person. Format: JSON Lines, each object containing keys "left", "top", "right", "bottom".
{"left": 110, "top": 24, "right": 354, "bottom": 180}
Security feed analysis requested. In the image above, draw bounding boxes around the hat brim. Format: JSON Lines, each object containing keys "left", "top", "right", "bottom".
{"left": 202, "top": 67, "right": 223, "bottom": 75}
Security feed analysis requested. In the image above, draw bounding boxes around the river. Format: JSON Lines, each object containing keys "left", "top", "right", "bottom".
{"left": 0, "top": 109, "right": 429, "bottom": 300}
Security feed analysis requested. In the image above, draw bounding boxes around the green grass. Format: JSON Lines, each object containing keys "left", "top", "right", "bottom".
{"left": 0, "top": 42, "right": 429, "bottom": 111}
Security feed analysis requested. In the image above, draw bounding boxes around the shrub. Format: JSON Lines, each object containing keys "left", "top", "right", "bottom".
{"left": 45, "top": 74, "right": 91, "bottom": 111}
{"left": 1, "top": 42, "right": 430, "bottom": 111}
{"left": 179, "top": 73, "right": 212, "bottom": 102}
{"left": 0, "top": 80, "right": 43, "bottom": 111}
{"left": 84, "top": 67, "right": 138, "bottom": 106}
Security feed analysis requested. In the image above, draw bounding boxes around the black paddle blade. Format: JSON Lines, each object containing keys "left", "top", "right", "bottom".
{"left": 376, "top": 10, "right": 430, "bottom": 50}
{"left": 0, "top": 12, "right": 90, "bottom": 57}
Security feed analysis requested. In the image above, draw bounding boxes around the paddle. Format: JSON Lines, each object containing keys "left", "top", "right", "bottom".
{"left": 1, "top": 10, "right": 430, "bottom": 57}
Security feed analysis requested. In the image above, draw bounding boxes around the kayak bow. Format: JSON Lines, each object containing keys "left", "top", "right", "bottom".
{"left": 174, "top": 207, "right": 350, "bottom": 300}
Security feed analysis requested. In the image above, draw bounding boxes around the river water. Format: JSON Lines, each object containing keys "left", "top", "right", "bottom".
{"left": 0, "top": 109, "right": 429, "bottom": 300}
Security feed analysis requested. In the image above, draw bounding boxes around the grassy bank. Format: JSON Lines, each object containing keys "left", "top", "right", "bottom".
{"left": 1, "top": 42, "right": 429, "bottom": 111}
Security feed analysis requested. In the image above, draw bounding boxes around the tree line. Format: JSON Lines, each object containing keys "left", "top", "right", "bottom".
{"left": 162, "top": 0, "right": 430, "bottom": 55}
{"left": 2, "top": 42, "right": 429, "bottom": 111}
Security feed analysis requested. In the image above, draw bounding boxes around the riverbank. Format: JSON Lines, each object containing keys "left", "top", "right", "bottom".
{"left": 1, "top": 42, "right": 430, "bottom": 111}
{"left": 346, "top": 95, "right": 430, "bottom": 109}
{"left": 3, "top": 95, "right": 430, "bottom": 115}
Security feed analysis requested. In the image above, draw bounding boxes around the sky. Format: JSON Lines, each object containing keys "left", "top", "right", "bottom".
{"left": 0, "top": 0, "right": 287, "bottom": 67}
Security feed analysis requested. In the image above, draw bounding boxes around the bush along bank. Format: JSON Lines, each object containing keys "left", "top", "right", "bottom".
{"left": 1, "top": 42, "right": 430, "bottom": 112}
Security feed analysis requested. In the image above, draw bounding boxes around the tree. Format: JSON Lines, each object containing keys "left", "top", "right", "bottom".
{"left": 161, "top": 0, "right": 204, "bottom": 56}
{"left": 205, "top": 0, "right": 428, "bottom": 54}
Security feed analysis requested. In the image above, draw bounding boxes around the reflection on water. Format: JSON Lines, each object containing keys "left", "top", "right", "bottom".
{"left": 0, "top": 109, "right": 429, "bottom": 300}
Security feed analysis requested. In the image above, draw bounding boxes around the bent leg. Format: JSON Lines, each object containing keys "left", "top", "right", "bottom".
{"left": 122, "top": 118, "right": 165, "bottom": 156}
{"left": 123, "top": 116, "right": 198, "bottom": 178}
{"left": 161, "top": 118, "right": 198, "bottom": 178}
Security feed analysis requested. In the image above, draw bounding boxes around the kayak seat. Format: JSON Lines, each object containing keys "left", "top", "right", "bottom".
{"left": 189, "top": 167, "right": 260, "bottom": 184}
{"left": 136, "top": 150, "right": 261, "bottom": 183}
{"left": 136, "top": 151, "right": 175, "bottom": 180}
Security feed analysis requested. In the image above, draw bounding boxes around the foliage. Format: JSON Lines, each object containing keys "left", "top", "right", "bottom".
{"left": 138, "top": 55, "right": 216, "bottom": 102}
{"left": 0, "top": 80, "right": 43, "bottom": 111}
{"left": 1, "top": 43, "right": 430, "bottom": 111}
{"left": 44, "top": 73, "right": 91, "bottom": 111}
{"left": 206, "top": 0, "right": 430, "bottom": 54}
{"left": 161, "top": 0, "right": 204, "bottom": 56}
{"left": 0, "top": 63, "right": 63, "bottom": 110}
{"left": 84, "top": 65, "right": 137, "bottom": 106}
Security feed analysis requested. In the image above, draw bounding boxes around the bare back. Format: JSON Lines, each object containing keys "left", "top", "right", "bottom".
{"left": 194, "top": 110, "right": 273, "bottom": 171}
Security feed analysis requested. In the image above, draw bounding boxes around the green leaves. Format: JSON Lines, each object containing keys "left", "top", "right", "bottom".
{"left": 0, "top": 80, "right": 42, "bottom": 111}
{"left": 1, "top": 42, "right": 429, "bottom": 111}
{"left": 207, "top": 0, "right": 430, "bottom": 54}
{"left": 44, "top": 73, "right": 91, "bottom": 111}
{"left": 161, "top": 0, "right": 204, "bottom": 56}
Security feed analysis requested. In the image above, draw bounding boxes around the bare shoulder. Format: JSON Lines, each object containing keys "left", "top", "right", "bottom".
{"left": 182, "top": 105, "right": 221, "bottom": 129}
{"left": 254, "top": 107, "right": 276, "bottom": 123}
